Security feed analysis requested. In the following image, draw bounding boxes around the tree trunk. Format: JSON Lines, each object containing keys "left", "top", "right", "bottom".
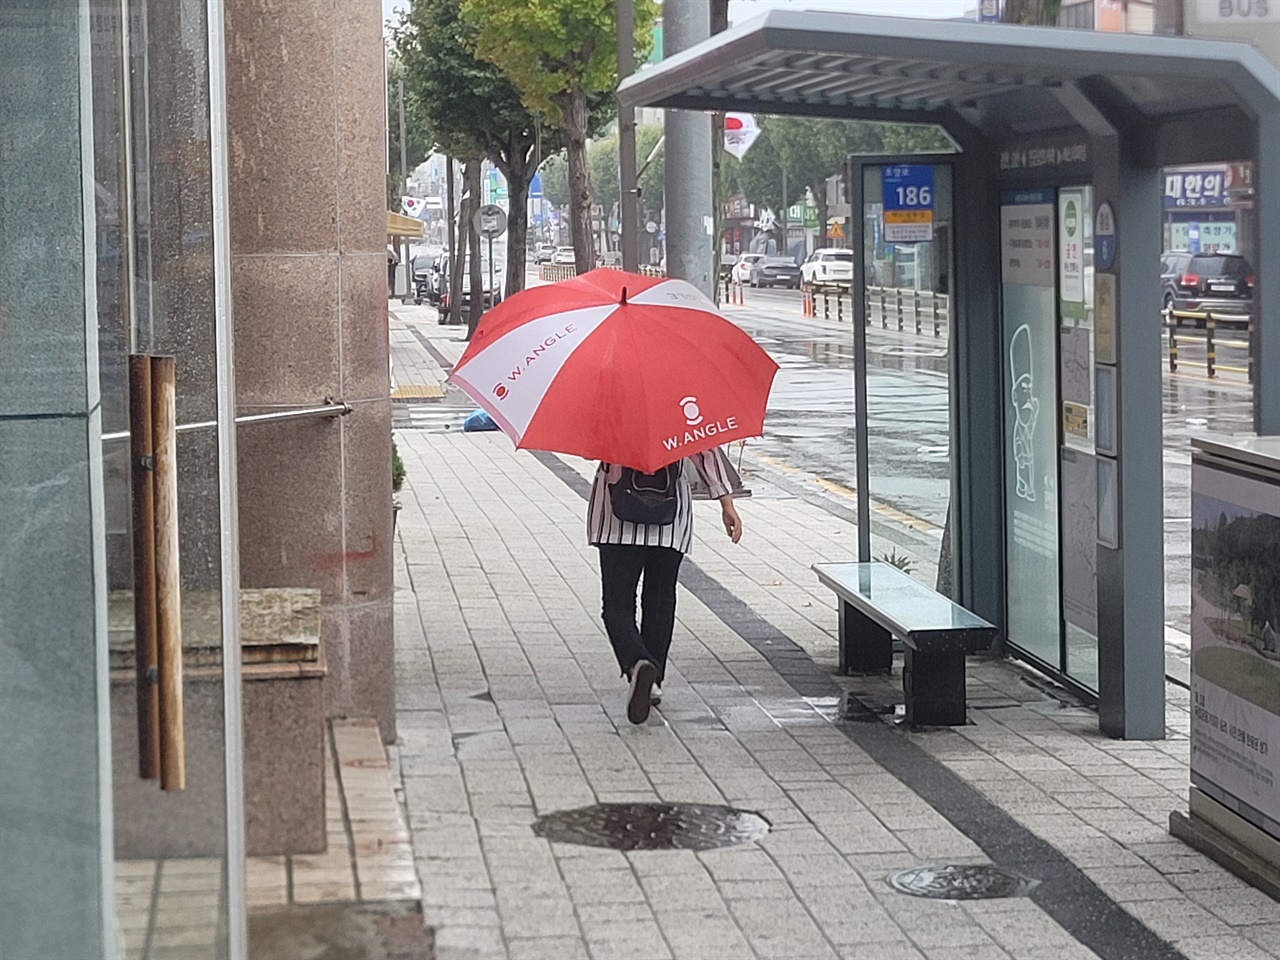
{"left": 812, "top": 183, "right": 829, "bottom": 249}
{"left": 1001, "top": 0, "right": 1060, "bottom": 24}
{"left": 450, "top": 163, "right": 470, "bottom": 326}
{"left": 556, "top": 86, "right": 594, "bottom": 274}
{"left": 466, "top": 162, "right": 484, "bottom": 337}
{"left": 504, "top": 143, "right": 531, "bottom": 298}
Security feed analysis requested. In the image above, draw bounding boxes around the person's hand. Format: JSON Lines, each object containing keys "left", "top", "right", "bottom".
{"left": 720, "top": 498, "right": 743, "bottom": 544}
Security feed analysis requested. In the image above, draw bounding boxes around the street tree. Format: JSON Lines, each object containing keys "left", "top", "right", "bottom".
{"left": 539, "top": 155, "right": 571, "bottom": 210}
{"left": 462, "top": 0, "right": 659, "bottom": 273}
{"left": 395, "top": 0, "right": 554, "bottom": 298}
{"left": 1001, "top": 0, "right": 1062, "bottom": 24}
{"left": 386, "top": 58, "right": 433, "bottom": 208}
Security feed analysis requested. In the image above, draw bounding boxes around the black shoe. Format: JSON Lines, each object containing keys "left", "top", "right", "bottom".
{"left": 627, "top": 661, "right": 658, "bottom": 724}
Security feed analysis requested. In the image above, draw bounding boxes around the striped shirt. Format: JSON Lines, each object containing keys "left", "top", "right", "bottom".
{"left": 587, "top": 449, "right": 734, "bottom": 555}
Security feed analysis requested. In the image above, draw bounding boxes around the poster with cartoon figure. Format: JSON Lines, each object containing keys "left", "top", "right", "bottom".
{"left": 1001, "top": 190, "right": 1061, "bottom": 666}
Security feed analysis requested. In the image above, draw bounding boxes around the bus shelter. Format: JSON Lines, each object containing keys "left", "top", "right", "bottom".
{"left": 620, "top": 11, "right": 1280, "bottom": 742}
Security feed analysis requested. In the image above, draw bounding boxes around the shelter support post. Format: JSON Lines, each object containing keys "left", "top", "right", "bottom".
{"left": 948, "top": 132, "right": 1005, "bottom": 634}
{"left": 1058, "top": 84, "right": 1165, "bottom": 739}
{"left": 1255, "top": 110, "right": 1280, "bottom": 435}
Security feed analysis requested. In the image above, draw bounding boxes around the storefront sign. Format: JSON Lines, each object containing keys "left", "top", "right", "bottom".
{"left": 1094, "top": 273, "right": 1116, "bottom": 365}
{"left": 1095, "top": 201, "right": 1116, "bottom": 271}
{"left": 1165, "top": 168, "right": 1229, "bottom": 208}
{"left": 1059, "top": 190, "right": 1085, "bottom": 311}
{"left": 882, "top": 165, "right": 934, "bottom": 242}
{"left": 1196, "top": 0, "right": 1280, "bottom": 21}
{"left": 1190, "top": 460, "right": 1280, "bottom": 841}
{"left": 1001, "top": 191, "right": 1055, "bottom": 287}
{"left": 1063, "top": 402, "right": 1089, "bottom": 439}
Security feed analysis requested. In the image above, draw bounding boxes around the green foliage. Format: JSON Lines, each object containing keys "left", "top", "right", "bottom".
{"left": 636, "top": 122, "right": 664, "bottom": 211}
{"left": 387, "top": 59, "right": 434, "bottom": 207}
{"left": 876, "top": 549, "right": 916, "bottom": 574}
{"left": 539, "top": 154, "right": 571, "bottom": 208}
{"left": 1002, "top": 0, "right": 1062, "bottom": 25}
{"left": 392, "top": 440, "right": 406, "bottom": 494}
{"left": 460, "top": 0, "right": 658, "bottom": 123}
{"left": 588, "top": 135, "right": 620, "bottom": 213}
{"left": 725, "top": 119, "right": 954, "bottom": 226}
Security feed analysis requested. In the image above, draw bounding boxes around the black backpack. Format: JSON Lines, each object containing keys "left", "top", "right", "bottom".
{"left": 608, "top": 462, "right": 681, "bottom": 525}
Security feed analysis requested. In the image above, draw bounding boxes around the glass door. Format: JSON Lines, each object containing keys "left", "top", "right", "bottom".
{"left": 98, "top": 0, "right": 245, "bottom": 956}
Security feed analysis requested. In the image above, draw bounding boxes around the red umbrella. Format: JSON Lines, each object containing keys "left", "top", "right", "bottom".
{"left": 448, "top": 269, "right": 778, "bottom": 473}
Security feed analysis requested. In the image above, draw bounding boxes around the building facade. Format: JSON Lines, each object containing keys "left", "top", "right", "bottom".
{"left": 0, "top": 2, "right": 393, "bottom": 957}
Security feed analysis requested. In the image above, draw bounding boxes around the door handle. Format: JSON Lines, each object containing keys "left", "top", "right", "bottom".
{"left": 129, "top": 354, "right": 185, "bottom": 791}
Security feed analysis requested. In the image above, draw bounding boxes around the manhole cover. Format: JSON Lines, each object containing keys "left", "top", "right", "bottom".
{"left": 888, "top": 864, "right": 1038, "bottom": 900}
{"left": 532, "top": 802, "right": 770, "bottom": 851}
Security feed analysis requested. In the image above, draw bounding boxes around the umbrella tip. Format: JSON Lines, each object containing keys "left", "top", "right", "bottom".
{"left": 620, "top": 286, "right": 628, "bottom": 305}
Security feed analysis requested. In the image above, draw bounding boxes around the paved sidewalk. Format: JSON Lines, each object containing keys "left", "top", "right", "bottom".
{"left": 389, "top": 305, "right": 1280, "bottom": 960}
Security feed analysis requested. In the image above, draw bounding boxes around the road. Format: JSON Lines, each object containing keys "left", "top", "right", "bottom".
{"left": 723, "top": 284, "right": 1254, "bottom": 637}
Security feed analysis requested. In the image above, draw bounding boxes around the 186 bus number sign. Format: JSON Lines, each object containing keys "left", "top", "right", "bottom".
{"left": 883, "top": 165, "right": 935, "bottom": 243}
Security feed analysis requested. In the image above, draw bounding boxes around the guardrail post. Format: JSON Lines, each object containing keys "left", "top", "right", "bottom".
{"left": 1167, "top": 322, "right": 1177, "bottom": 373}
{"left": 823, "top": 292, "right": 830, "bottom": 320}
{"left": 837, "top": 292, "right": 844, "bottom": 323}
{"left": 1206, "top": 316, "right": 1217, "bottom": 379}
{"left": 913, "top": 290, "right": 922, "bottom": 335}
{"left": 896, "top": 290, "right": 904, "bottom": 332}
{"left": 932, "top": 295, "right": 941, "bottom": 338}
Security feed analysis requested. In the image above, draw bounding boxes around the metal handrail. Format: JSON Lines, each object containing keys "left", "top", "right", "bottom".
{"left": 101, "top": 401, "right": 352, "bottom": 444}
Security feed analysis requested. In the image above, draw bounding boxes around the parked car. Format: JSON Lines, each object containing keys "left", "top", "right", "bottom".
{"left": 552, "top": 246, "right": 576, "bottom": 265}
{"left": 411, "top": 251, "right": 441, "bottom": 305}
{"left": 436, "top": 253, "right": 502, "bottom": 320}
{"left": 1161, "top": 250, "right": 1254, "bottom": 326}
{"left": 731, "top": 253, "right": 765, "bottom": 285}
{"left": 750, "top": 256, "right": 802, "bottom": 289}
{"left": 801, "top": 248, "right": 855, "bottom": 287}
{"left": 534, "top": 243, "right": 555, "bottom": 264}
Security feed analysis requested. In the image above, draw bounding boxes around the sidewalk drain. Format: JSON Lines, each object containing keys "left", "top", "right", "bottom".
{"left": 532, "top": 802, "right": 770, "bottom": 852}
{"left": 888, "top": 865, "right": 1038, "bottom": 900}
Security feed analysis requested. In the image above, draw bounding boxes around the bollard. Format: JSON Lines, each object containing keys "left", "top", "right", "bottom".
{"left": 1168, "top": 323, "right": 1178, "bottom": 372}
{"left": 1206, "top": 317, "right": 1217, "bottom": 378}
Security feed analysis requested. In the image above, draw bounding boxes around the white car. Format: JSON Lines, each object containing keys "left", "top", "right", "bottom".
{"left": 801, "top": 248, "right": 855, "bottom": 286}
{"left": 552, "top": 246, "right": 576, "bottom": 265}
{"left": 731, "top": 253, "right": 765, "bottom": 285}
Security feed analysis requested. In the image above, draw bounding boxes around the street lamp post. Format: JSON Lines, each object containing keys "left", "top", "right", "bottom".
{"left": 397, "top": 73, "right": 409, "bottom": 303}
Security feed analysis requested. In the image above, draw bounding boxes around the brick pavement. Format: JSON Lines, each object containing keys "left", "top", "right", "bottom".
{"left": 389, "top": 304, "right": 1280, "bottom": 960}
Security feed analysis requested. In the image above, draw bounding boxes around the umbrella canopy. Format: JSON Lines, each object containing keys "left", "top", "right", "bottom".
{"left": 448, "top": 270, "right": 779, "bottom": 473}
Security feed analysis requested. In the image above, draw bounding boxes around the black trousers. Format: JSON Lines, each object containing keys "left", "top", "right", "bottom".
{"left": 598, "top": 544, "right": 684, "bottom": 684}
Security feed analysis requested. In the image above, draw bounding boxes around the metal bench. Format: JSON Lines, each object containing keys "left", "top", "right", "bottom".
{"left": 812, "top": 561, "right": 997, "bottom": 726}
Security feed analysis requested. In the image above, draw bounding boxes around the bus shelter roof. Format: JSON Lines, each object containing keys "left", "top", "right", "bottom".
{"left": 618, "top": 10, "right": 1280, "bottom": 140}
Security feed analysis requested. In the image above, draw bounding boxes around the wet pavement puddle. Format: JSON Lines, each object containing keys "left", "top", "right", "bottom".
{"left": 532, "top": 802, "right": 771, "bottom": 852}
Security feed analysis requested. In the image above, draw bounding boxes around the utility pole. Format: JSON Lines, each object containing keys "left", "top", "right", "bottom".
{"left": 617, "top": 0, "right": 639, "bottom": 272}
{"left": 397, "top": 73, "right": 410, "bottom": 303}
{"left": 662, "top": 0, "right": 713, "bottom": 299}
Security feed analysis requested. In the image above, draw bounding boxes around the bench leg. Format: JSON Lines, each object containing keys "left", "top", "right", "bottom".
{"left": 903, "top": 648, "right": 967, "bottom": 726}
{"left": 839, "top": 600, "right": 892, "bottom": 675}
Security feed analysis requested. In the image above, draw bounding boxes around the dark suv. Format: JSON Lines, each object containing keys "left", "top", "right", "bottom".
{"left": 1160, "top": 251, "right": 1254, "bottom": 326}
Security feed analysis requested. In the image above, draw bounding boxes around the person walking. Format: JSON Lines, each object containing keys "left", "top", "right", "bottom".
{"left": 588, "top": 450, "right": 743, "bottom": 724}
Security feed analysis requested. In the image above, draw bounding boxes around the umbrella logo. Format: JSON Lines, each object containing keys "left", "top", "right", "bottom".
{"left": 681, "top": 396, "right": 703, "bottom": 426}
{"left": 493, "top": 384, "right": 509, "bottom": 400}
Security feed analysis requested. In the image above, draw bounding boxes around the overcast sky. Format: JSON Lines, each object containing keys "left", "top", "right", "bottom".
{"left": 382, "top": 0, "right": 976, "bottom": 34}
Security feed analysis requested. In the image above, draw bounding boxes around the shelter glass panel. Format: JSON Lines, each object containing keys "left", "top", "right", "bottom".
{"left": 861, "top": 164, "right": 953, "bottom": 586}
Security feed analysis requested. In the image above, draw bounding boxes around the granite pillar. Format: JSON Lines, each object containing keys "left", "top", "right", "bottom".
{"left": 224, "top": 0, "right": 395, "bottom": 740}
